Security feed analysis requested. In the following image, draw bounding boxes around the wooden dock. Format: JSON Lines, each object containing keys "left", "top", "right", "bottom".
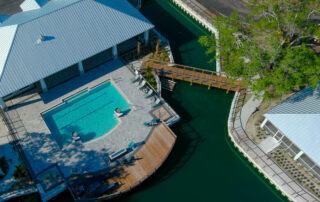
{"left": 143, "top": 60, "right": 243, "bottom": 92}
{"left": 161, "top": 78, "right": 176, "bottom": 91}
{"left": 99, "top": 123, "right": 176, "bottom": 199}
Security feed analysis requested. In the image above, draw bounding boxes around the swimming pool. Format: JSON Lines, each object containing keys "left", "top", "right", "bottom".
{"left": 42, "top": 81, "right": 130, "bottom": 146}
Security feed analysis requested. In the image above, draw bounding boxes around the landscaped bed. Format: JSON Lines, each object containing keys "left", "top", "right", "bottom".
{"left": 270, "top": 146, "right": 320, "bottom": 198}
{"left": 246, "top": 95, "right": 291, "bottom": 144}
{"left": 246, "top": 95, "right": 320, "bottom": 199}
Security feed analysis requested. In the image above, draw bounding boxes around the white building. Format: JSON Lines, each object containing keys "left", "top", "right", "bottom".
{"left": 261, "top": 86, "right": 320, "bottom": 180}
{"left": 0, "top": 0, "right": 154, "bottom": 109}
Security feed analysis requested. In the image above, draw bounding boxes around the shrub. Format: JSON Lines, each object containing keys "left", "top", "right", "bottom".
{"left": 12, "top": 164, "right": 29, "bottom": 182}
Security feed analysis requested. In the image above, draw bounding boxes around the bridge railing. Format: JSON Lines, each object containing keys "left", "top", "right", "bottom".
{"left": 143, "top": 59, "right": 243, "bottom": 91}
{"left": 144, "top": 59, "right": 219, "bottom": 75}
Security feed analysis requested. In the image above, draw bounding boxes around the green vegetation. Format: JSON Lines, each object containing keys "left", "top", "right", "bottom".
{"left": 271, "top": 147, "right": 320, "bottom": 198}
{"left": 0, "top": 156, "right": 9, "bottom": 179}
{"left": 142, "top": 66, "right": 157, "bottom": 89}
{"left": 12, "top": 164, "right": 29, "bottom": 182}
{"left": 199, "top": 0, "right": 320, "bottom": 99}
{"left": 150, "top": 49, "right": 171, "bottom": 62}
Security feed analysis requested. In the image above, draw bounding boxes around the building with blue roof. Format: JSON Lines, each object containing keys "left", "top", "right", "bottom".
{"left": 0, "top": 0, "right": 154, "bottom": 109}
{"left": 261, "top": 86, "right": 320, "bottom": 180}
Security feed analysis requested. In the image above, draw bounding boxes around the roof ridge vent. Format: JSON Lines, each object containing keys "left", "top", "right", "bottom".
{"left": 36, "top": 35, "right": 45, "bottom": 44}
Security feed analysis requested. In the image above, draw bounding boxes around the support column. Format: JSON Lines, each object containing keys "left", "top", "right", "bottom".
{"left": 137, "top": 0, "right": 142, "bottom": 9}
{"left": 260, "top": 118, "right": 268, "bottom": 128}
{"left": 0, "top": 97, "right": 6, "bottom": 110}
{"left": 144, "top": 30, "right": 149, "bottom": 45}
{"left": 112, "top": 45, "right": 118, "bottom": 59}
{"left": 273, "top": 130, "right": 279, "bottom": 138}
{"left": 294, "top": 151, "right": 304, "bottom": 161}
{"left": 40, "top": 79, "right": 48, "bottom": 92}
{"left": 78, "top": 61, "right": 84, "bottom": 75}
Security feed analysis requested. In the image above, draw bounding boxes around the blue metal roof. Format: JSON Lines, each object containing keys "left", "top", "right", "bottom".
{"left": 267, "top": 86, "right": 320, "bottom": 114}
{"left": 0, "top": 0, "right": 154, "bottom": 97}
{"left": 265, "top": 86, "right": 320, "bottom": 165}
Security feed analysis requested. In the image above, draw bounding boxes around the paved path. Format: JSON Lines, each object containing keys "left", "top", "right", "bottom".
{"left": 228, "top": 93, "right": 319, "bottom": 202}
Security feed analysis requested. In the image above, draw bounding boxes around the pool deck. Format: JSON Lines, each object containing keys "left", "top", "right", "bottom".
{"left": 101, "top": 123, "right": 176, "bottom": 199}
{"left": 73, "top": 122, "right": 176, "bottom": 200}
{"left": 4, "top": 59, "right": 179, "bottom": 200}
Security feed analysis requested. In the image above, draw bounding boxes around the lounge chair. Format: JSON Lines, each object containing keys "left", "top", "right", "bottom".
{"left": 151, "top": 98, "right": 161, "bottom": 108}
{"left": 109, "top": 149, "right": 127, "bottom": 161}
{"left": 144, "top": 89, "right": 153, "bottom": 98}
{"left": 151, "top": 118, "right": 160, "bottom": 124}
{"left": 137, "top": 80, "right": 146, "bottom": 89}
{"left": 130, "top": 74, "right": 140, "bottom": 83}
{"left": 143, "top": 118, "right": 160, "bottom": 127}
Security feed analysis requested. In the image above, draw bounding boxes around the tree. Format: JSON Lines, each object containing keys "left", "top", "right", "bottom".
{"left": 155, "top": 39, "right": 161, "bottom": 56}
{"left": 199, "top": 0, "right": 320, "bottom": 99}
{"left": 13, "top": 164, "right": 29, "bottom": 182}
{"left": 137, "top": 41, "right": 141, "bottom": 58}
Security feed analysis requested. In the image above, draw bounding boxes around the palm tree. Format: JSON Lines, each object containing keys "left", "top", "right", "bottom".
{"left": 137, "top": 41, "right": 141, "bottom": 58}
{"left": 145, "top": 66, "right": 153, "bottom": 78}
{"left": 155, "top": 39, "right": 161, "bottom": 56}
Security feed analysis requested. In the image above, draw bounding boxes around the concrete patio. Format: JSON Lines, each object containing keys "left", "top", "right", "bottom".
{"left": 4, "top": 59, "right": 178, "bottom": 180}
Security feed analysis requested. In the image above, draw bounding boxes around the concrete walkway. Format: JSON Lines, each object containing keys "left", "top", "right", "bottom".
{"left": 228, "top": 93, "right": 319, "bottom": 202}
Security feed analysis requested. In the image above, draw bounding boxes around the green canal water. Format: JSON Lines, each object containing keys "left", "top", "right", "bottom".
{"left": 116, "top": 1, "right": 287, "bottom": 202}
{"left": 15, "top": 1, "right": 287, "bottom": 202}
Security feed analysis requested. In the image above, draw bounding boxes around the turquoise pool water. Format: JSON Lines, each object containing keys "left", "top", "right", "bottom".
{"left": 42, "top": 81, "right": 130, "bottom": 146}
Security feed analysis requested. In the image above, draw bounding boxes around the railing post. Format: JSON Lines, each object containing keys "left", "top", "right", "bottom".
{"left": 182, "top": 66, "right": 186, "bottom": 80}
{"left": 0, "top": 97, "right": 7, "bottom": 110}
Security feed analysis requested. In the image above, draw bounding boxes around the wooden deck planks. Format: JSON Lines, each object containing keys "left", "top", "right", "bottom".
{"left": 100, "top": 123, "right": 176, "bottom": 199}
{"left": 144, "top": 61, "right": 243, "bottom": 91}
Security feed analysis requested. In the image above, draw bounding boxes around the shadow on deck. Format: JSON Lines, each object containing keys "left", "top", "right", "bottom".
{"left": 72, "top": 123, "right": 176, "bottom": 201}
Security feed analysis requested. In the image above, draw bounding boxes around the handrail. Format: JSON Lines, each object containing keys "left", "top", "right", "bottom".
{"left": 142, "top": 60, "right": 243, "bottom": 91}
{"left": 145, "top": 59, "right": 218, "bottom": 74}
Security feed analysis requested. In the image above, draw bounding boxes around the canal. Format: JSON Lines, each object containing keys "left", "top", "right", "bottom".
{"left": 14, "top": 0, "right": 287, "bottom": 201}
{"left": 116, "top": 0, "right": 287, "bottom": 201}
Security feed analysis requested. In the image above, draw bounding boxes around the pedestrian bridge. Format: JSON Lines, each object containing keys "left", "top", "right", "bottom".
{"left": 142, "top": 60, "right": 244, "bottom": 92}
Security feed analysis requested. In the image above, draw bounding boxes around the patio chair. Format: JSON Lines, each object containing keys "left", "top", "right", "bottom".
{"left": 144, "top": 89, "right": 153, "bottom": 98}
{"left": 151, "top": 118, "right": 160, "bottom": 124}
{"left": 137, "top": 80, "right": 146, "bottom": 89}
{"left": 143, "top": 118, "right": 160, "bottom": 127}
{"left": 130, "top": 74, "right": 141, "bottom": 83}
{"left": 151, "top": 98, "right": 161, "bottom": 108}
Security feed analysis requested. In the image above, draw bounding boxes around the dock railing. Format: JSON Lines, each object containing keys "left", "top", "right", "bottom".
{"left": 125, "top": 62, "right": 180, "bottom": 125}
{"left": 75, "top": 123, "right": 177, "bottom": 202}
{"left": 142, "top": 59, "right": 243, "bottom": 92}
